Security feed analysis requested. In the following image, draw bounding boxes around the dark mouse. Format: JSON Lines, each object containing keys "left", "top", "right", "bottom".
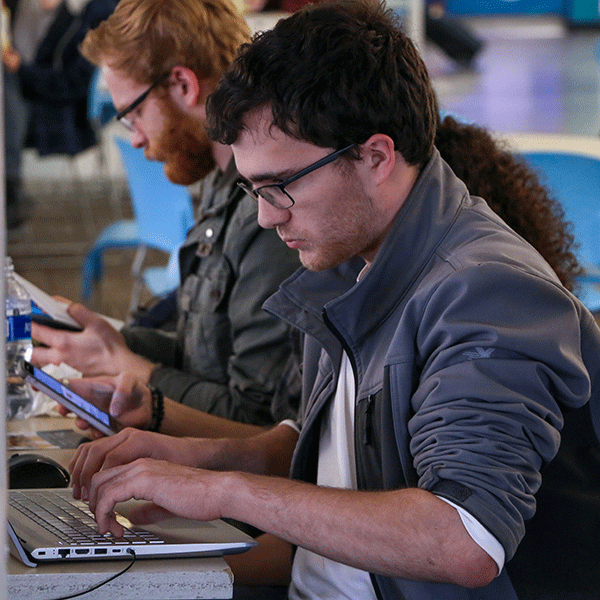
{"left": 8, "top": 453, "right": 70, "bottom": 489}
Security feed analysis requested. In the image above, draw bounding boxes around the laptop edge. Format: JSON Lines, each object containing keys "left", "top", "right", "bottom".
{"left": 8, "top": 489, "right": 256, "bottom": 564}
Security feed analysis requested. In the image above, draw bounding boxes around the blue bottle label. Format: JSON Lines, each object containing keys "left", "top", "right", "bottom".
{"left": 6, "top": 313, "right": 32, "bottom": 342}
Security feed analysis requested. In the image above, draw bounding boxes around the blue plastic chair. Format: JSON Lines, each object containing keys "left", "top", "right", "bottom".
{"left": 81, "top": 137, "right": 195, "bottom": 314}
{"left": 80, "top": 219, "right": 140, "bottom": 301}
{"left": 87, "top": 68, "right": 117, "bottom": 127}
{"left": 87, "top": 68, "right": 122, "bottom": 220}
{"left": 519, "top": 151, "right": 600, "bottom": 313}
{"left": 439, "top": 109, "right": 473, "bottom": 124}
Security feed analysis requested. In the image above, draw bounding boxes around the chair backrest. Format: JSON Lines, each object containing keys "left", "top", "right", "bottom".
{"left": 439, "top": 109, "right": 474, "bottom": 124}
{"left": 88, "top": 68, "right": 117, "bottom": 126}
{"left": 114, "top": 137, "right": 195, "bottom": 254}
{"left": 519, "top": 151, "right": 600, "bottom": 272}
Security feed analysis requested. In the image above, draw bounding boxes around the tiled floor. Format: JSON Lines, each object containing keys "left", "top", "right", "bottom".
{"left": 431, "top": 16, "right": 600, "bottom": 135}
{"left": 7, "top": 15, "right": 600, "bottom": 322}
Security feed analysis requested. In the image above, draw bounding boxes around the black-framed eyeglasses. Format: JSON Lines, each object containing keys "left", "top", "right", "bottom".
{"left": 237, "top": 143, "right": 357, "bottom": 209}
{"left": 116, "top": 72, "right": 170, "bottom": 132}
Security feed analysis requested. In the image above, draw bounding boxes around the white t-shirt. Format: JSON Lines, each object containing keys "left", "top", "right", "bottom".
{"left": 289, "top": 352, "right": 376, "bottom": 599}
{"left": 288, "top": 353, "right": 504, "bottom": 599}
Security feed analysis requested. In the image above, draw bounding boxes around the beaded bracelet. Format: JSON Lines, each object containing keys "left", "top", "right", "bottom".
{"left": 148, "top": 385, "right": 164, "bottom": 432}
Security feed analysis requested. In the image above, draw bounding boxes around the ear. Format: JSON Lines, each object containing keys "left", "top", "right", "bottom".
{"left": 169, "top": 65, "right": 204, "bottom": 109}
{"left": 357, "top": 134, "right": 396, "bottom": 187}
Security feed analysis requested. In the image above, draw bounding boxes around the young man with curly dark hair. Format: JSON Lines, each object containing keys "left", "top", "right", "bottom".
{"left": 63, "top": 2, "right": 600, "bottom": 598}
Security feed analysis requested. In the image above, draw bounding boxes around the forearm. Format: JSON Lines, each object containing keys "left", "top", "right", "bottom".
{"left": 86, "top": 431, "right": 493, "bottom": 587}
{"left": 192, "top": 422, "right": 298, "bottom": 476}
{"left": 159, "top": 397, "right": 264, "bottom": 438}
{"left": 219, "top": 476, "right": 497, "bottom": 587}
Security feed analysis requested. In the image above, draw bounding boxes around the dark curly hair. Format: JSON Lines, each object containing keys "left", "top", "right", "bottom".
{"left": 206, "top": 0, "right": 438, "bottom": 166}
{"left": 204, "top": 0, "right": 580, "bottom": 292}
{"left": 436, "top": 115, "right": 583, "bottom": 292}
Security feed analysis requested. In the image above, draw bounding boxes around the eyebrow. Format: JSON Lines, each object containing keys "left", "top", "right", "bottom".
{"left": 244, "top": 167, "right": 304, "bottom": 186}
{"left": 115, "top": 97, "right": 143, "bottom": 118}
{"left": 113, "top": 96, "right": 137, "bottom": 114}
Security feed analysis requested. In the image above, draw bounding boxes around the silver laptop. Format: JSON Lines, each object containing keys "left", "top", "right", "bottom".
{"left": 8, "top": 488, "right": 256, "bottom": 566}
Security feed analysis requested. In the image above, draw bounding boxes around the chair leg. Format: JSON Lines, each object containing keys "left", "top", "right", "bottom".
{"left": 81, "top": 248, "right": 104, "bottom": 301}
{"left": 127, "top": 279, "right": 144, "bottom": 322}
{"left": 128, "top": 245, "right": 149, "bottom": 319}
{"left": 130, "top": 245, "right": 148, "bottom": 281}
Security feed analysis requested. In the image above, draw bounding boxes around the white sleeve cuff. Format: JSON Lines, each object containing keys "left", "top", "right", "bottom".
{"left": 279, "top": 419, "right": 301, "bottom": 434}
{"left": 436, "top": 496, "right": 506, "bottom": 575}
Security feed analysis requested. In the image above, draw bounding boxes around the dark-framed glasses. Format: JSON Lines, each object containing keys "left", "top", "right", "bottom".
{"left": 116, "top": 72, "right": 170, "bottom": 132}
{"left": 237, "top": 143, "right": 357, "bottom": 209}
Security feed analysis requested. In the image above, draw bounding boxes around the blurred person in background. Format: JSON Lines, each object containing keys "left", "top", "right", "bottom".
{"left": 2, "top": 0, "right": 117, "bottom": 228}
{"left": 3, "top": 0, "right": 59, "bottom": 228}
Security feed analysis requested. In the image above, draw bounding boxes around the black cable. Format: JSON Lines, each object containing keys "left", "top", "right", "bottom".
{"left": 46, "top": 548, "right": 137, "bottom": 600}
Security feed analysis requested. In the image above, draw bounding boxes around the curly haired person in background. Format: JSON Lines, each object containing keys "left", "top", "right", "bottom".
{"left": 436, "top": 115, "right": 582, "bottom": 293}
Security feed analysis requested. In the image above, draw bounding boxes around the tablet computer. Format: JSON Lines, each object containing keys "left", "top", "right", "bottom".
{"left": 18, "top": 360, "right": 121, "bottom": 436}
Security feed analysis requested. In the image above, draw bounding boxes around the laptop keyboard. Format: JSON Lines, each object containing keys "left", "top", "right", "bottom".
{"left": 9, "top": 490, "right": 165, "bottom": 546}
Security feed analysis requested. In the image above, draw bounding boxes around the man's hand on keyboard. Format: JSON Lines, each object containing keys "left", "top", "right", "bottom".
{"left": 69, "top": 427, "right": 207, "bottom": 501}
{"left": 86, "top": 459, "right": 227, "bottom": 537}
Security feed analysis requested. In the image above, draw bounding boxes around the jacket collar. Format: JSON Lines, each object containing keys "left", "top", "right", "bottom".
{"left": 183, "top": 157, "right": 243, "bottom": 254}
{"left": 264, "top": 149, "right": 470, "bottom": 356}
{"left": 194, "top": 156, "right": 241, "bottom": 220}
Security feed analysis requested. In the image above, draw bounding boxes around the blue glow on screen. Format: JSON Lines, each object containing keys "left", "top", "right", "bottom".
{"left": 32, "top": 366, "right": 110, "bottom": 427}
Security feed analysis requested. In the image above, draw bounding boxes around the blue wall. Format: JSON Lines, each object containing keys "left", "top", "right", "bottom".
{"left": 446, "top": 0, "right": 563, "bottom": 15}
{"left": 446, "top": 0, "right": 600, "bottom": 25}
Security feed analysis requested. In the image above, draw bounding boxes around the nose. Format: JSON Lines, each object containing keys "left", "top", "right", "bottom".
{"left": 129, "top": 127, "right": 146, "bottom": 149}
{"left": 257, "top": 197, "right": 291, "bottom": 230}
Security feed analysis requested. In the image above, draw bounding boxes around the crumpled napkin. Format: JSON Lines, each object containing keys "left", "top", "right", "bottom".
{"left": 28, "top": 362, "right": 82, "bottom": 417}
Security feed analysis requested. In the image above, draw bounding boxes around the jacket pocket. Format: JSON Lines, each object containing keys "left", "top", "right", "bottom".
{"left": 178, "top": 258, "right": 232, "bottom": 382}
{"left": 355, "top": 390, "right": 384, "bottom": 490}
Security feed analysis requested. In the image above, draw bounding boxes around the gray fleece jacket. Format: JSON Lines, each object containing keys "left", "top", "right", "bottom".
{"left": 265, "top": 149, "right": 600, "bottom": 599}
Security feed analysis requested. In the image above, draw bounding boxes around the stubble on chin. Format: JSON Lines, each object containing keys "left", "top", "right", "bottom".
{"left": 293, "top": 210, "right": 380, "bottom": 273}
{"left": 293, "top": 239, "right": 350, "bottom": 272}
{"left": 298, "top": 248, "right": 350, "bottom": 272}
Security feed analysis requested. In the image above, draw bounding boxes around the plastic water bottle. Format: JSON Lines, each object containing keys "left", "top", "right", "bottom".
{"left": 5, "top": 257, "right": 33, "bottom": 419}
